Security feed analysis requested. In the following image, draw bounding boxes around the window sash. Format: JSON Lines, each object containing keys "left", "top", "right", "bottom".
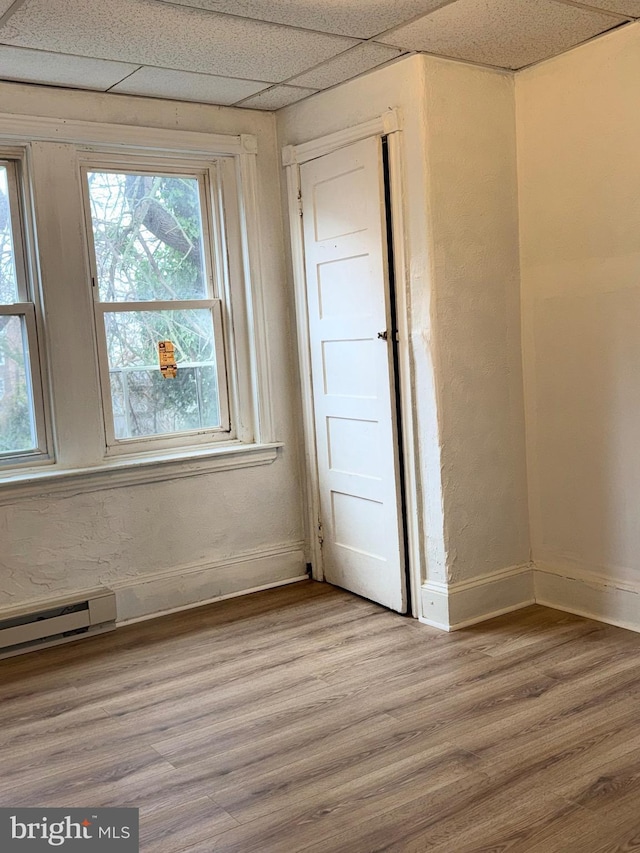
{"left": 93, "top": 298, "right": 230, "bottom": 451}
{"left": 0, "top": 156, "right": 49, "bottom": 466}
{"left": 82, "top": 163, "right": 218, "bottom": 305}
{"left": 0, "top": 303, "right": 48, "bottom": 461}
{"left": 0, "top": 159, "right": 30, "bottom": 305}
{"left": 80, "top": 160, "right": 233, "bottom": 453}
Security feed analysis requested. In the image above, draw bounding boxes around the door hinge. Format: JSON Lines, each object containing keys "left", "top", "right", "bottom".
{"left": 377, "top": 329, "right": 399, "bottom": 342}
{"left": 317, "top": 519, "right": 324, "bottom": 547}
{"left": 297, "top": 189, "right": 303, "bottom": 218}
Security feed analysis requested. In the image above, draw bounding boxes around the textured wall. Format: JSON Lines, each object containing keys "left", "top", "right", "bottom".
{"left": 424, "top": 59, "right": 530, "bottom": 582}
{"left": 278, "top": 54, "right": 530, "bottom": 594}
{"left": 0, "top": 81, "right": 306, "bottom": 616}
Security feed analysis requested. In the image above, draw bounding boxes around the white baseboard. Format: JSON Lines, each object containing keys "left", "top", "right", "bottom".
{"left": 534, "top": 562, "right": 640, "bottom": 634}
{"left": 420, "top": 560, "right": 640, "bottom": 635}
{"left": 112, "top": 542, "right": 307, "bottom": 623}
{"left": 420, "top": 564, "right": 535, "bottom": 631}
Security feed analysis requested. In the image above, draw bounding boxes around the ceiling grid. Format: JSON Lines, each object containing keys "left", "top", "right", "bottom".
{"left": 0, "top": 0, "right": 633, "bottom": 108}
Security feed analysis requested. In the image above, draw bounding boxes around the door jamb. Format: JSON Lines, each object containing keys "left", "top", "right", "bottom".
{"left": 282, "top": 109, "right": 422, "bottom": 618}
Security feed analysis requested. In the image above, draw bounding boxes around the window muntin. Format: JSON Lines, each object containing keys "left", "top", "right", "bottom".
{"left": 83, "top": 163, "right": 231, "bottom": 450}
{"left": 0, "top": 160, "right": 47, "bottom": 463}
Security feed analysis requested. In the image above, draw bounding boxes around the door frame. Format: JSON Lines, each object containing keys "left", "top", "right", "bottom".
{"left": 282, "top": 109, "right": 422, "bottom": 617}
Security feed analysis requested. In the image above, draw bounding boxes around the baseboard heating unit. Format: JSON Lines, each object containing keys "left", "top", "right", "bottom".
{"left": 0, "top": 588, "right": 116, "bottom": 660}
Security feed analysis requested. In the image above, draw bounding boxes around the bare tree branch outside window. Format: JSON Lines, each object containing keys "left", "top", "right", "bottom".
{"left": 87, "top": 171, "right": 221, "bottom": 441}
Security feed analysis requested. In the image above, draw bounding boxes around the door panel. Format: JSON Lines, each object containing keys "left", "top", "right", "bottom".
{"left": 300, "top": 136, "right": 406, "bottom": 613}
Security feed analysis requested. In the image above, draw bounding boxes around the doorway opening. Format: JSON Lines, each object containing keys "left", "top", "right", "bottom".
{"left": 381, "top": 135, "right": 412, "bottom": 617}
{"left": 297, "top": 133, "right": 411, "bottom": 614}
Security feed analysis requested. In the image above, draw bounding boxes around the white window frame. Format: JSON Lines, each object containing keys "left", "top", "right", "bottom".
{"left": 0, "top": 117, "right": 279, "bottom": 498}
{"left": 0, "top": 153, "right": 50, "bottom": 466}
{"left": 80, "top": 155, "right": 234, "bottom": 455}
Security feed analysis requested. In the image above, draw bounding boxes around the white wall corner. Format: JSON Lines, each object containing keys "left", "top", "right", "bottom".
{"left": 534, "top": 562, "right": 640, "bottom": 634}
{"left": 237, "top": 144, "right": 277, "bottom": 444}
{"left": 420, "top": 564, "right": 535, "bottom": 631}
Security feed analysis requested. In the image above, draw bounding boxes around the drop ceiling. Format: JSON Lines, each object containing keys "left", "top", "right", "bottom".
{"left": 0, "top": 0, "right": 635, "bottom": 110}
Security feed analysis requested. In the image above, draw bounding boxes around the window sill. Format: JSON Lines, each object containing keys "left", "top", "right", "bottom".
{"left": 0, "top": 441, "right": 283, "bottom": 505}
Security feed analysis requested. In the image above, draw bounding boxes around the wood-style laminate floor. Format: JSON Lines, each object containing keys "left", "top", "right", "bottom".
{"left": 1, "top": 580, "right": 640, "bottom": 852}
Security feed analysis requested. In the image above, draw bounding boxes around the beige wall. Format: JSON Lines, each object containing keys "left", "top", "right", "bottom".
{"left": 0, "top": 81, "right": 306, "bottom": 621}
{"left": 279, "top": 53, "right": 530, "bottom": 623}
{"left": 518, "top": 22, "right": 640, "bottom": 597}
{"left": 424, "top": 58, "right": 529, "bottom": 584}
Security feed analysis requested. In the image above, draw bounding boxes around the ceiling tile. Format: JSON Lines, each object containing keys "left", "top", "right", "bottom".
{"left": 237, "top": 85, "right": 317, "bottom": 110}
{"left": 0, "top": 45, "right": 138, "bottom": 90}
{"left": 0, "top": 0, "right": 358, "bottom": 82}
{"left": 111, "top": 67, "right": 267, "bottom": 104}
{"left": 0, "top": 0, "right": 21, "bottom": 15}
{"left": 572, "top": 0, "right": 640, "bottom": 15}
{"left": 162, "top": 0, "right": 449, "bottom": 38}
{"left": 379, "top": 0, "right": 624, "bottom": 69}
{"left": 287, "top": 42, "right": 404, "bottom": 90}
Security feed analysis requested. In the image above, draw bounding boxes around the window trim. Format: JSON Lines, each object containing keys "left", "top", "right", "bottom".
{"left": 0, "top": 114, "right": 277, "bottom": 491}
{"left": 0, "top": 441, "right": 282, "bottom": 506}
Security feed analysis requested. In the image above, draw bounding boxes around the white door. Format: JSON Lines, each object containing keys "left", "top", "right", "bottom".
{"left": 300, "top": 136, "right": 407, "bottom": 613}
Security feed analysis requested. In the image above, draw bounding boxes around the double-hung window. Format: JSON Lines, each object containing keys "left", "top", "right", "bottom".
{"left": 82, "top": 159, "right": 231, "bottom": 454}
{"left": 0, "top": 121, "right": 275, "bottom": 490}
{"left": 0, "top": 157, "right": 47, "bottom": 464}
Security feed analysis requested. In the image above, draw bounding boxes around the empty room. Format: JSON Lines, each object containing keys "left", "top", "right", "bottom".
{"left": 1, "top": 0, "right": 640, "bottom": 850}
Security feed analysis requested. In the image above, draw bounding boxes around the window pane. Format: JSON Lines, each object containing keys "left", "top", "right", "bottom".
{"left": 0, "top": 167, "right": 20, "bottom": 305}
{"left": 87, "top": 171, "right": 208, "bottom": 302}
{"left": 0, "top": 315, "right": 37, "bottom": 454}
{"left": 104, "top": 309, "right": 220, "bottom": 439}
